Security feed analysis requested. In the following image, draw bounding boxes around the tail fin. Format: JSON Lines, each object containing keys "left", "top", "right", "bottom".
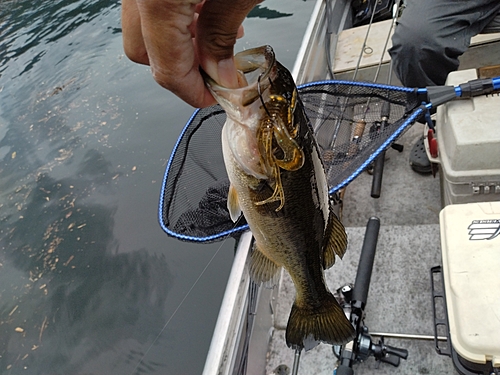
{"left": 285, "top": 292, "right": 355, "bottom": 351}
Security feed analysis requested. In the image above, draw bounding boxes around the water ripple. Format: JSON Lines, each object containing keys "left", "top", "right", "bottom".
{"left": 0, "top": 0, "right": 120, "bottom": 77}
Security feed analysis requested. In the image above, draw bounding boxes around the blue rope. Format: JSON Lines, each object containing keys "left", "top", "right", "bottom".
{"left": 298, "top": 79, "right": 415, "bottom": 93}
{"left": 161, "top": 81, "right": 427, "bottom": 242}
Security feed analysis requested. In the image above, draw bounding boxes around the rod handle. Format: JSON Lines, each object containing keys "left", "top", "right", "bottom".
{"left": 335, "top": 364, "right": 354, "bottom": 375}
{"left": 352, "top": 217, "right": 380, "bottom": 304}
{"left": 370, "top": 152, "right": 385, "bottom": 198}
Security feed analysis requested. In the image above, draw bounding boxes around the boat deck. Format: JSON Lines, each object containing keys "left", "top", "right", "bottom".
{"left": 265, "top": 124, "right": 454, "bottom": 375}
{"left": 263, "top": 9, "right": 500, "bottom": 374}
{"left": 202, "top": 2, "right": 500, "bottom": 373}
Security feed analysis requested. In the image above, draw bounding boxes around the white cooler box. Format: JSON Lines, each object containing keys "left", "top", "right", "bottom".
{"left": 439, "top": 201, "right": 500, "bottom": 373}
{"left": 427, "top": 69, "right": 500, "bottom": 206}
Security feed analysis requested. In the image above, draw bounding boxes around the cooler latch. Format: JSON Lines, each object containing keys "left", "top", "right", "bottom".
{"left": 471, "top": 183, "right": 500, "bottom": 195}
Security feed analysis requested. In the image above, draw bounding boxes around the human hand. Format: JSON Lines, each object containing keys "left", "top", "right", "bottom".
{"left": 121, "top": 0, "right": 262, "bottom": 108}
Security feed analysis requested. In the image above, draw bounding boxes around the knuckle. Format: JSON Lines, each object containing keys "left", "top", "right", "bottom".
{"left": 205, "top": 31, "right": 238, "bottom": 60}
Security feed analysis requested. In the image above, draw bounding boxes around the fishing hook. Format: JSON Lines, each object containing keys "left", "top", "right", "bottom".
{"left": 257, "top": 73, "right": 273, "bottom": 119}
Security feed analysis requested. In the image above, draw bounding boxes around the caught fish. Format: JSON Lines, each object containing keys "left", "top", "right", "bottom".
{"left": 204, "top": 45, "right": 355, "bottom": 350}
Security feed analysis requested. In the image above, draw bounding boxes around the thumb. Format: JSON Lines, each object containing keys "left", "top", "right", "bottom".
{"left": 196, "top": 0, "right": 262, "bottom": 88}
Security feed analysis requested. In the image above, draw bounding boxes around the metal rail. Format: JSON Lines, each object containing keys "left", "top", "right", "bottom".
{"left": 370, "top": 332, "right": 448, "bottom": 341}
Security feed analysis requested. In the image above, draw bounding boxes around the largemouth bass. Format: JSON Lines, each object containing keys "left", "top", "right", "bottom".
{"left": 204, "top": 46, "right": 355, "bottom": 350}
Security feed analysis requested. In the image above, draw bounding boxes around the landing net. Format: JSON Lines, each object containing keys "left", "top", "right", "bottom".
{"left": 159, "top": 80, "right": 423, "bottom": 243}
{"left": 159, "top": 75, "right": 500, "bottom": 242}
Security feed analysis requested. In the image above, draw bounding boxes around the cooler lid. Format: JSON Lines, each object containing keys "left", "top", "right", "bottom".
{"left": 440, "top": 201, "right": 500, "bottom": 366}
{"left": 436, "top": 69, "right": 500, "bottom": 180}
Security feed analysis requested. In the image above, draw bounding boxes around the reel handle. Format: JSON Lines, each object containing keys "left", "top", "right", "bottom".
{"left": 385, "top": 345, "right": 409, "bottom": 360}
{"left": 379, "top": 354, "right": 400, "bottom": 367}
{"left": 373, "top": 341, "right": 409, "bottom": 367}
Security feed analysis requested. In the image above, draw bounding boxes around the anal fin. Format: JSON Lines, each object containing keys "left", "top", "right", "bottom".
{"left": 249, "top": 242, "right": 281, "bottom": 288}
{"left": 322, "top": 208, "right": 348, "bottom": 269}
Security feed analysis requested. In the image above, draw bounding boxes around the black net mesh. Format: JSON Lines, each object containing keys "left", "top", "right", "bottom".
{"left": 159, "top": 81, "right": 423, "bottom": 243}
{"left": 159, "top": 107, "right": 247, "bottom": 243}
{"left": 299, "top": 81, "right": 422, "bottom": 192}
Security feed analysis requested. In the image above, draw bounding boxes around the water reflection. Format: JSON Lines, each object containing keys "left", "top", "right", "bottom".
{"left": 247, "top": 5, "right": 293, "bottom": 19}
{"left": 1, "top": 148, "right": 173, "bottom": 374}
{"left": 0, "top": 0, "right": 120, "bottom": 77}
{"left": 0, "top": 0, "right": 176, "bottom": 373}
{"left": 0, "top": 0, "right": 314, "bottom": 372}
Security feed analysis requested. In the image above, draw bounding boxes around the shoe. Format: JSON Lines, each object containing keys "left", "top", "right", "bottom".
{"left": 409, "top": 137, "right": 432, "bottom": 174}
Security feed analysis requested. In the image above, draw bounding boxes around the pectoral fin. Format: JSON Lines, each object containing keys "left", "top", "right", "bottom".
{"left": 322, "top": 208, "right": 348, "bottom": 269}
{"left": 227, "top": 184, "right": 242, "bottom": 223}
{"left": 249, "top": 242, "right": 281, "bottom": 287}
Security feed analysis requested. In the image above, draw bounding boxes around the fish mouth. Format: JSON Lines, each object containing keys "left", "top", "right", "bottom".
{"left": 205, "top": 45, "right": 305, "bottom": 211}
{"left": 203, "top": 46, "right": 278, "bottom": 184}
{"left": 202, "top": 45, "right": 276, "bottom": 109}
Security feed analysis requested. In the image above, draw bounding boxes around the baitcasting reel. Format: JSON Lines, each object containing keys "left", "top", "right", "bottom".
{"left": 333, "top": 284, "right": 408, "bottom": 372}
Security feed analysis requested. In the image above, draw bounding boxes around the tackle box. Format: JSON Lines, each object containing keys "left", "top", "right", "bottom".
{"left": 427, "top": 69, "right": 500, "bottom": 206}
{"left": 438, "top": 201, "right": 500, "bottom": 374}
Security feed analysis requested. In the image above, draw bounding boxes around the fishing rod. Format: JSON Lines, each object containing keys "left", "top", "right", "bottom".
{"left": 325, "top": 0, "right": 336, "bottom": 80}
{"left": 332, "top": 0, "right": 402, "bottom": 161}
{"left": 335, "top": 217, "right": 380, "bottom": 375}
{"left": 291, "top": 348, "right": 301, "bottom": 375}
{"left": 327, "top": 0, "right": 379, "bottom": 150}
{"left": 369, "top": 0, "right": 404, "bottom": 198}
{"left": 359, "top": 0, "right": 401, "bottom": 117}
{"left": 335, "top": 217, "right": 408, "bottom": 375}
{"left": 291, "top": 217, "right": 408, "bottom": 375}
{"left": 336, "top": 0, "right": 404, "bottom": 198}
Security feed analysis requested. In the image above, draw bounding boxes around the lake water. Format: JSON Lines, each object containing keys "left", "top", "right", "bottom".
{"left": 0, "top": 0, "right": 315, "bottom": 374}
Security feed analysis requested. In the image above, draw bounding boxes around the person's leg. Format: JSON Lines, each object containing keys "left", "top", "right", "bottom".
{"left": 389, "top": 0, "right": 500, "bottom": 87}
{"left": 482, "top": 8, "right": 500, "bottom": 33}
{"left": 389, "top": 0, "right": 500, "bottom": 174}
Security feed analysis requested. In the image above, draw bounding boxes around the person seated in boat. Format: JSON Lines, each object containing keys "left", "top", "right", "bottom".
{"left": 121, "top": 0, "right": 261, "bottom": 108}
{"left": 388, "top": 0, "right": 500, "bottom": 174}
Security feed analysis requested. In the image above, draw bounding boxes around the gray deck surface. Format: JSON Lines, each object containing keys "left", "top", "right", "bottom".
{"left": 259, "top": 18, "right": 500, "bottom": 375}
{"left": 265, "top": 124, "right": 460, "bottom": 375}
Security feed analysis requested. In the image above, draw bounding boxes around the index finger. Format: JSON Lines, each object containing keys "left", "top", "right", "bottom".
{"left": 196, "top": 0, "right": 262, "bottom": 88}
{"left": 122, "top": 0, "right": 149, "bottom": 65}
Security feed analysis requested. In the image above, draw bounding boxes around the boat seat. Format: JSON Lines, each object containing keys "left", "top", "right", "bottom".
{"left": 333, "top": 19, "right": 500, "bottom": 75}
